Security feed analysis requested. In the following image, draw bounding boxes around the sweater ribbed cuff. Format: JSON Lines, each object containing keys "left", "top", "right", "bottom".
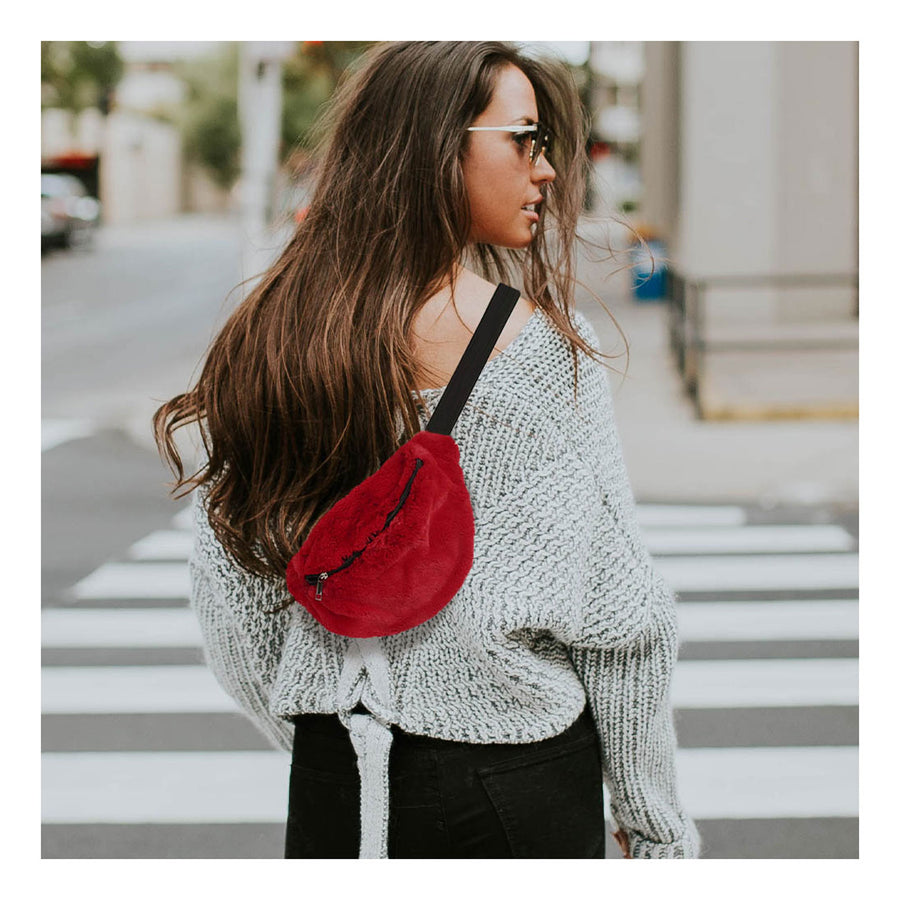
{"left": 627, "top": 821, "right": 702, "bottom": 859}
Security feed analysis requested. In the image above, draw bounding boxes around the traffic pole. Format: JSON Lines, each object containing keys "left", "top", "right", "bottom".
{"left": 237, "top": 41, "right": 295, "bottom": 292}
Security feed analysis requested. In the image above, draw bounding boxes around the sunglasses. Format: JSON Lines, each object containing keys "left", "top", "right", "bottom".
{"left": 465, "top": 123, "right": 553, "bottom": 166}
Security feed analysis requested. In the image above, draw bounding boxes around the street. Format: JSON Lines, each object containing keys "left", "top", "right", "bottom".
{"left": 42, "top": 214, "right": 245, "bottom": 606}
{"left": 41, "top": 214, "right": 858, "bottom": 858}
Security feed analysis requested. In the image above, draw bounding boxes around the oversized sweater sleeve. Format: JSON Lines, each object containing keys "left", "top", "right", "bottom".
{"left": 189, "top": 491, "right": 294, "bottom": 752}
{"left": 568, "top": 582, "right": 701, "bottom": 859}
{"left": 566, "top": 488, "right": 701, "bottom": 857}
{"left": 563, "top": 322, "right": 701, "bottom": 858}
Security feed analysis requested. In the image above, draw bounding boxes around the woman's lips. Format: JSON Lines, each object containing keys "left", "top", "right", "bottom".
{"left": 522, "top": 208, "right": 540, "bottom": 222}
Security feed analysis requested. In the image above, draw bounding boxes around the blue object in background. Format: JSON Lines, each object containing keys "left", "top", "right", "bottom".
{"left": 630, "top": 238, "right": 667, "bottom": 301}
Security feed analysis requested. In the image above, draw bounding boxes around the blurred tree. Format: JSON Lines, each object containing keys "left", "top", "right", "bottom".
{"left": 281, "top": 41, "right": 374, "bottom": 170}
{"left": 172, "top": 44, "right": 242, "bottom": 190}
{"left": 41, "top": 41, "right": 124, "bottom": 116}
{"left": 169, "top": 41, "right": 373, "bottom": 191}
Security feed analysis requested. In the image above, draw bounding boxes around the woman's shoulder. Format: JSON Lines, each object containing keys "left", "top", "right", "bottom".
{"left": 410, "top": 271, "right": 536, "bottom": 391}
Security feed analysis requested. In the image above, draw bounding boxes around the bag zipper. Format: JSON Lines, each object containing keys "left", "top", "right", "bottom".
{"left": 304, "top": 457, "right": 425, "bottom": 601}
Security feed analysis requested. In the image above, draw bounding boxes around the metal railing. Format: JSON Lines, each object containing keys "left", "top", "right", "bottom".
{"left": 666, "top": 271, "right": 859, "bottom": 416}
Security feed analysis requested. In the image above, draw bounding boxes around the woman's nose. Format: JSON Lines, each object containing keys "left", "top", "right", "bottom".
{"left": 532, "top": 152, "right": 556, "bottom": 184}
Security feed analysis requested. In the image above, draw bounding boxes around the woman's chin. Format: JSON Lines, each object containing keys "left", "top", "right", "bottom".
{"left": 514, "top": 230, "right": 536, "bottom": 249}
{"left": 469, "top": 228, "right": 535, "bottom": 250}
{"left": 501, "top": 228, "right": 536, "bottom": 250}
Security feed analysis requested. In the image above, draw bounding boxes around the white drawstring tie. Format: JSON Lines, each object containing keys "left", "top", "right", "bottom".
{"left": 336, "top": 637, "right": 396, "bottom": 859}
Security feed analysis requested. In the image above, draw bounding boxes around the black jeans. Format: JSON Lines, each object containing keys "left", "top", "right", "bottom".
{"left": 284, "top": 705, "right": 606, "bottom": 858}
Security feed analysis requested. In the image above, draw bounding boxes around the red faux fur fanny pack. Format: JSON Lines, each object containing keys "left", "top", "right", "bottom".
{"left": 286, "top": 283, "right": 521, "bottom": 638}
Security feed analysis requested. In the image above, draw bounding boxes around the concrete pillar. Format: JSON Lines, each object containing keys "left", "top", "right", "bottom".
{"left": 639, "top": 41, "right": 679, "bottom": 241}
{"left": 772, "top": 41, "right": 858, "bottom": 319}
{"left": 100, "top": 111, "right": 182, "bottom": 223}
{"left": 676, "top": 42, "right": 780, "bottom": 280}
{"left": 237, "top": 41, "right": 295, "bottom": 286}
{"left": 668, "top": 41, "right": 857, "bottom": 419}
{"left": 674, "top": 41, "right": 857, "bottom": 314}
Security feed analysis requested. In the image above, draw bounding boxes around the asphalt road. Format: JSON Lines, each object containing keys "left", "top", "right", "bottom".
{"left": 42, "top": 214, "right": 246, "bottom": 605}
{"left": 42, "top": 213, "right": 248, "bottom": 435}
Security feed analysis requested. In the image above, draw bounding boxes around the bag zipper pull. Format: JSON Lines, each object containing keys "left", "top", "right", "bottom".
{"left": 315, "top": 572, "right": 328, "bottom": 601}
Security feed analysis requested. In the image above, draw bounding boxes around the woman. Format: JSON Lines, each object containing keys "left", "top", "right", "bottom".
{"left": 154, "top": 41, "right": 700, "bottom": 859}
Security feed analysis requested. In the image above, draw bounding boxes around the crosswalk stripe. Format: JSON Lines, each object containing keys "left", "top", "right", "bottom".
{"left": 70, "top": 552, "right": 860, "bottom": 604}
{"left": 42, "top": 658, "right": 858, "bottom": 715}
{"left": 677, "top": 599, "right": 858, "bottom": 642}
{"left": 42, "top": 419, "right": 96, "bottom": 452}
{"left": 40, "top": 745, "right": 857, "bottom": 823}
{"left": 677, "top": 746, "right": 858, "bottom": 818}
{"left": 42, "top": 666, "right": 232, "bottom": 713}
{"left": 672, "top": 659, "right": 857, "bottom": 708}
{"left": 655, "top": 553, "right": 858, "bottom": 592}
{"left": 71, "top": 562, "right": 190, "bottom": 601}
{"left": 42, "top": 609, "right": 202, "bottom": 648}
{"left": 41, "top": 599, "right": 859, "bottom": 649}
{"left": 42, "top": 751, "right": 290, "bottom": 823}
{"left": 644, "top": 525, "right": 855, "bottom": 555}
{"left": 636, "top": 504, "right": 747, "bottom": 528}
{"left": 126, "top": 524, "right": 856, "bottom": 562}
{"left": 128, "top": 531, "right": 194, "bottom": 561}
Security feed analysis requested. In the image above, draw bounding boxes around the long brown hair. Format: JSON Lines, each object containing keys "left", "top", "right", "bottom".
{"left": 154, "top": 41, "right": 627, "bottom": 583}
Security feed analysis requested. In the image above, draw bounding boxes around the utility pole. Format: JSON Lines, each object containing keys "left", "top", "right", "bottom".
{"left": 237, "top": 41, "right": 295, "bottom": 289}
{"left": 584, "top": 43, "right": 596, "bottom": 212}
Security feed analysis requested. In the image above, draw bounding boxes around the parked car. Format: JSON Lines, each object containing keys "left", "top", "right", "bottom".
{"left": 41, "top": 173, "right": 101, "bottom": 251}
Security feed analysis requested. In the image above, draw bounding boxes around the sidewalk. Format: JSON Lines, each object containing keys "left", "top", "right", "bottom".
{"left": 574, "top": 261, "right": 858, "bottom": 509}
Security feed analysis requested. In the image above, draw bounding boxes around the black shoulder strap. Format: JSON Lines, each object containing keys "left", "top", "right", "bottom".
{"left": 424, "top": 282, "right": 521, "bottom": 435}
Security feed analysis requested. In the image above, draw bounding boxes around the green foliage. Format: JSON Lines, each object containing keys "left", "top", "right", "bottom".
{"left": 39, "top": 40, "right": 376, "bottom": 194}
{"left": 281, "top": 42, "right": 374, "bottom": 161}
{"left": 41, "top": 41, "right": 124, "bottom": 114}
{"left": 172, "top": 44, "right": 241, "bottom": 190}
{"left": 171, "top": 41, "right": 373, "bottom": 190}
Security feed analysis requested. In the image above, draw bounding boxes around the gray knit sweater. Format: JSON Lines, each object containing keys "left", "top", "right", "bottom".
{"left": 189, "top": 306, "right": 701, "bottom": 859}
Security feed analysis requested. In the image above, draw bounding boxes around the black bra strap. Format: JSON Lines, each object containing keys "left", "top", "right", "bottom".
{"left": 424, "top": 282, "right": 521, "bottom": 435}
